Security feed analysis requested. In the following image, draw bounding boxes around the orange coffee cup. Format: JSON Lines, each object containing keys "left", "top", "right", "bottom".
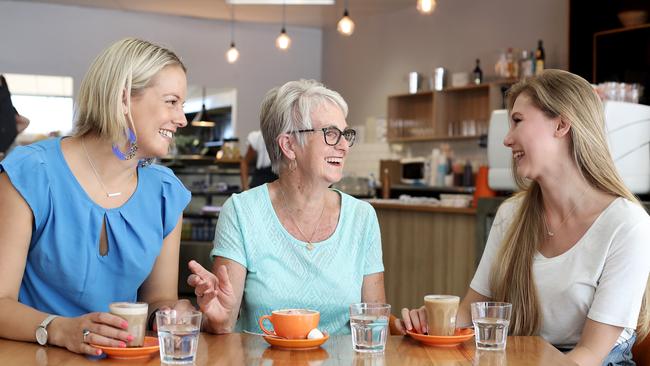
{"left": 258, "top": 309, "right": 320, "bottom": 339}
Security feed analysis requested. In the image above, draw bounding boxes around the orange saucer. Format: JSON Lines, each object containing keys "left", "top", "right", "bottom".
{"left": 263, "top": 333, "right": 329, "bottom": 350}
{"left": 406, "top": 328, "right": 474, "bottom": 347}
{"left": 91, "top": 336, "right": 159, "bottom": 359}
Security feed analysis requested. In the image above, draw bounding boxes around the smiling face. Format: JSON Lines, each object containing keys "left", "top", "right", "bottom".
{"left": 128, "top": 65, "right": 188, "bottom": 158}
{"left": 295, "top": 101, "right": 350, "bottom": 185}
{"left": 503, "top": 93, "right": 565, "bottom": 180}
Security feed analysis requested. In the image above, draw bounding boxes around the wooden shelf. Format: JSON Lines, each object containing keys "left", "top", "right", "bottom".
{"left": 387, "top": 80, "right": 515, "bottom": 143}
{"left": 594, "top": 23, "right": 650, "bottom": 37}
{"left": 388, "top": 90, "right": 434, "bottom": 98}
{"left": 387, "top": 135, "right": 483, "bottom": 143}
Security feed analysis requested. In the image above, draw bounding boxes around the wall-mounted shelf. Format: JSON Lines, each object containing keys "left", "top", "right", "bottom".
{"left": 388, "top": 135, "right": 484, "bottom": 143}
{"left": 387, "top": 80, "right": 515, "bottom": 142}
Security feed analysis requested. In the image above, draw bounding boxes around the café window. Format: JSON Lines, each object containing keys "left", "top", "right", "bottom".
{"left": 4, "top": 73, "right": 74, "bottom": 142}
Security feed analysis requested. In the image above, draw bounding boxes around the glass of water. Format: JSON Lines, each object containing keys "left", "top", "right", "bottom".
{"left": 349, "top": 303, "right": 391, "bottom": 353}
{"left": 156, "top": 309, "right": 202, "bottom": 364}
{"left": 470, "top": 302, "right": 512, "bottom": 351}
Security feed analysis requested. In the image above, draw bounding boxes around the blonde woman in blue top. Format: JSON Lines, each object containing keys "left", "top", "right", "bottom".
{"left": 188, "top": 80, "right": 386, "bottom": 335}
{"left": 0, "top": 38, "right": 191, "bottom": 355}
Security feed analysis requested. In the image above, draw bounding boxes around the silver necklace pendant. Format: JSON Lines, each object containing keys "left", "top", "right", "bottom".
{"left": 306, "top": 242, "right": 314, "bottom": 251}
{"left": 107, "top": 192, "right": 122, "bottom": 198}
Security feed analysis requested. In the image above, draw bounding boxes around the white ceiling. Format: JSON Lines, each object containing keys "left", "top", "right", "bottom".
{"left": 18, "top": 0, "right": 416, "bottom": 27}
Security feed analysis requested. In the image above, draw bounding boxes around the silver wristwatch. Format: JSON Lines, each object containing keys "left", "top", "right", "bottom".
{"left": 36, "top": 315, "right": 59, "bottom": 346}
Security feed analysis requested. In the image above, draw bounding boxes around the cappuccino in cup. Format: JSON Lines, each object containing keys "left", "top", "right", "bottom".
{"left": 424, "top": 295, "right": 459, "bottom": 336}
{"left": 258, "top": 309, "right": 320, "bottom": 339}
{"left": 109, "top": 302, "right": 148, "bottom": 347}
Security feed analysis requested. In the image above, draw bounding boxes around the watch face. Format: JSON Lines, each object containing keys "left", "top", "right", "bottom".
{"left": 36, "top": 327, "right": 47, "bottom": 345}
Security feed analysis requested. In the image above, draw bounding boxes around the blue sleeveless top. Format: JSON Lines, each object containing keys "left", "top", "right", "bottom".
{"left": 0, "top": 137, "right": 191, "bottom": 316}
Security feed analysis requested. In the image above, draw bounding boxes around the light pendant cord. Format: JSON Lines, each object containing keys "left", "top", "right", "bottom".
{"left": 230, "top": 5, "right": 235, "bottom": 44}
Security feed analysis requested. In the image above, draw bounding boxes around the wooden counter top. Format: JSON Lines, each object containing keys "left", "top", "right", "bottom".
{"left": 0, "top": 333, "right": 576, "bottom": 365}
{"left": 368, "top": 200, "right": 477, "bottom": 215}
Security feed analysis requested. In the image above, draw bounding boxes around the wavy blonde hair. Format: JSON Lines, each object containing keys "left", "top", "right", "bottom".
{"left": 490, "top": 69, "right": 649, "bottom": 340}
{"left": 73, "top": 38, "right": 185, "bottom": 144}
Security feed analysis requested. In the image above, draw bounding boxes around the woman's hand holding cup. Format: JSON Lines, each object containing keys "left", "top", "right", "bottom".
{"left": 187, "top": 260, "right": 238, "bottom": 332}
{"left": 50, "top": 312, "right": 133, "bottom": 356}
{"left": 397, "top": 294, "right": 460, "bottom": 336}
{"left": 396, "top": 306, "right": 428, "bottom": 335}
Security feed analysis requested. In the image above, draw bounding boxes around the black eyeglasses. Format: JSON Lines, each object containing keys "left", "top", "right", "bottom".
{"left": 291, "top": 126, "right": 357, "bottom": 147}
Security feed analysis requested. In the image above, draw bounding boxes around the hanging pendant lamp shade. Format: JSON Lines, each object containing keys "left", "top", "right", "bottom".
{"left": 337, "top": 0, "right": 354, "bottom": 36}
{"left": 276, "top": 28, "right": 291, "bottom": 50}
{"left": 191, "top": 87, "right": 215, "bottom": 127}
{"left": 337, "top": 9, "right": 355, "bottom": 36}
{"left": 226, "top": 42, "right": 240, "bottom": 63}
{"left": 276, "top": 1, "right": 291, "bottom": 50}
{"left": 225, "top": 5, "right": 240, "bottom": 63}
{"left": 417, "top": 0, "right": 436, "bottom": 14}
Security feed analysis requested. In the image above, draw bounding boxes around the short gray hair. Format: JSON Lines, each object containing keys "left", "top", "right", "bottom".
{"left": 260, "top": 79, "right": 348, "bottom": 174}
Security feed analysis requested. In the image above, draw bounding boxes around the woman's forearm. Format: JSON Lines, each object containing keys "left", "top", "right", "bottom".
{"left": 567, "top": 346, "right": 602, "bottom": 366}
{"left": 0, "top": 298, "right": 56, "bottom": 343}
{"left": 203, "top": 310, "right": 237, "bottom": 334}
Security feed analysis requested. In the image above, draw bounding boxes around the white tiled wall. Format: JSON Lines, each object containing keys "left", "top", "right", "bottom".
{"left": 344, "top": 142, "right": 397, "bottom": 179}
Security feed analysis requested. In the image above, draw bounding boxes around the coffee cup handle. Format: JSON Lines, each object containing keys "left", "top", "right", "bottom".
{"left": 258, "top": 315, "right": 275, "bottom": 336}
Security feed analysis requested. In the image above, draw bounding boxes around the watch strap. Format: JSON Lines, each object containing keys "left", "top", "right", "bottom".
{"left": 39, "top": 314, "right": 58, "bottom": 329}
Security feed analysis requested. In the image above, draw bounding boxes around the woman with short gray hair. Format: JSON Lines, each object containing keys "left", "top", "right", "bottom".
{"left": 188, "top": 79, "right": 386, "bottom": 335}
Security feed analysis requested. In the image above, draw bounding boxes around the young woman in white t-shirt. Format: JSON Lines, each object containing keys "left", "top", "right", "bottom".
{"left": 397, "top": 70, "right": 650, "bottom": 366}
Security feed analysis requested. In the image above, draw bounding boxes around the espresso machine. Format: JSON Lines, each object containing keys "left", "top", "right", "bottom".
{"left": 487, "top": 101, "right": 650, "bottom": 193}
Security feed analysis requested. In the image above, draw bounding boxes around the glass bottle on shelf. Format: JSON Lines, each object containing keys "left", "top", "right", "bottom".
{"left": 520, "top": 50, "right": 534, "bottom": 78}
{"left": 535, "top": 40, "right": 545, "bottom": 76}
{"left": 473, "top": 59, "right": 483, "bottom": 85}
{"left": 506, "top": 48, "right": 518, "bottom": 79}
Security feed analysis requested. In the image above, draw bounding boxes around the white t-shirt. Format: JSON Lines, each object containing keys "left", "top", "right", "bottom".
{"left": 247, "top": 130, "right": 271, "bottom": 170}
{"left": 470, "top": 196, "right": 650, "bottom": 348}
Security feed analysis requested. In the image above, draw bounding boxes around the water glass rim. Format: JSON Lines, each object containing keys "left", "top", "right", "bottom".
{"left": 156, "top": 309, "right": 203, "bottom": 317}
{"left": 349, "top": 303, "right": 391, "bottom": 310}
{"left": 471, "top": 301, "right": 512, "bottom": 308}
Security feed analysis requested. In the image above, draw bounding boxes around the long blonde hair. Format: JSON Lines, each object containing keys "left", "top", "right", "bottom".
{"left": 490, "top": 69, "right": 649, "bottom": 340}
{"left": 73, "top": 38, "right": 185, "bottom": 145}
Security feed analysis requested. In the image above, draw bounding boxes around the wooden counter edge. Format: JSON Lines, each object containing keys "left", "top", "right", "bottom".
{"left": 368, "top": 201, "right": 477, "bottom": 215}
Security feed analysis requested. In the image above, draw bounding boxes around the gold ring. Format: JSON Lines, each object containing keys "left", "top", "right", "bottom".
{"left": 82, "top": 329, "right": 91, "bottom": 343}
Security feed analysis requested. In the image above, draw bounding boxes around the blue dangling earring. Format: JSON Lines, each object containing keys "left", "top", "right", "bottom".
{"left": 112, "top": 129, "right": 138, "bottom": 160}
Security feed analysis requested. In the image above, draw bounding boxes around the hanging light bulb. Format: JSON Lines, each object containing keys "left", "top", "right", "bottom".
{"left": 337, "top": 0, "right": 354, "bottom": 36}
{"left": 416, "top": 0, "right": 436, "bottom": 14}
{"left": 225, "top": 5, "right": 240, "bottom": 63}
{"left": 276, "top": 28, "right": 291, "bottom": 50}
{"left": 226, "top": 42, "right": 240, "bottom": 63}
{"left": 275, "top": 2, "right": 291, "bottom": 50}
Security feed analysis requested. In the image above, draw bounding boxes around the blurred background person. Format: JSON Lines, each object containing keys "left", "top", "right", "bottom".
{"left": 0, "top": 75, "right": 30, "bottom": 156}
{"left": 240, "top": 129, "right": 277, "bottom": 190}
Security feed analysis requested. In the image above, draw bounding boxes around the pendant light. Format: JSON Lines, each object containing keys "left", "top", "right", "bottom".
{"left": 225, "top": 5, "right": 240, "bottom": 63}
{"left": 275, "top": 1, "right": 291, "bottom": 50}
{"left": 416, "top": 0, "right": 436, "bottom": 14}
{"left": 191, "top": 87, "right": 215, "bottom": 127}
{"left": 337, "top": 0, "right": 355, "bottom": 36}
